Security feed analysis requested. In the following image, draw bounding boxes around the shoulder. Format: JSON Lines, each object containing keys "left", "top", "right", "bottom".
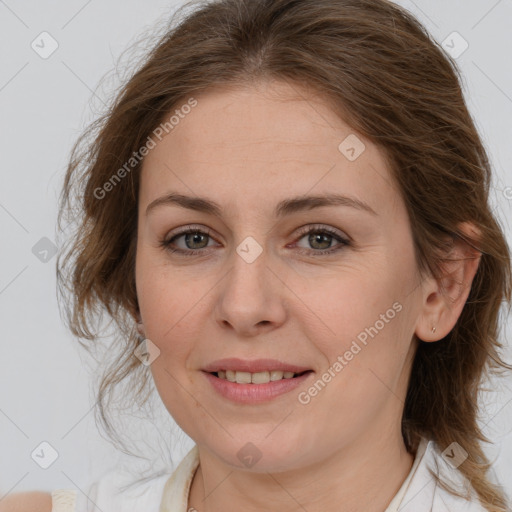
{"left": 400, "top": 438, "right": 488, "bottom": 512}
{"left": 73, "top": 447, "right": 199, "bottom": 511}
{"left": 72, "top": 469, "right": 172, "bottom": 512}
{"left": 0, "top": 491, "right": 52, "bottom": 512}
{"left": 0, "top": 472, "right": 172, "bottom": 512}
{"left": 429, "top": 440, "right": 489, "bottom": 511}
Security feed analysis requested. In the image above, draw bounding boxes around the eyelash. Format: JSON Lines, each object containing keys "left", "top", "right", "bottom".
{"left": 159, "top": 224, "right": 351, "bottom": 257}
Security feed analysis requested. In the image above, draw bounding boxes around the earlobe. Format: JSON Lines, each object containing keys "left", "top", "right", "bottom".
{"left": 414, "top": 222, "right": 482, "bottom": 343}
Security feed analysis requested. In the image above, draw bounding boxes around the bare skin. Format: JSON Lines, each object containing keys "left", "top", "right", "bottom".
{"left": 0, "top": 491, "right": 52, "bottom": 512}
{"left": 135, "top": 79, "right": 481, "bottom": 512}
{"left": 4, "top": 80, "right": 480, "bottom": 512}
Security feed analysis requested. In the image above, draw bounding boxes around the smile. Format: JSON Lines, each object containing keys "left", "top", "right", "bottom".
{"left": 202, "top": 369, "right": 314, "bottom": 404}
{"left": 212, "top": 369, "right": 310, "bottom": 384}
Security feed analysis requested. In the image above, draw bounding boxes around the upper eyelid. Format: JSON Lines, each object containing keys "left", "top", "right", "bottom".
{"left": 165, "top": 224, "right": 349, "bottom": 250}
{"left": 166, "top": 223, "right": 347, "bottom": 241}
{"left": 294, "top": 223, "right": 349, "bottom": 239}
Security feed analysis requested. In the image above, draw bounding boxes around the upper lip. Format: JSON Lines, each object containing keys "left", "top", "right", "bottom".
{"left": 202, "top": 358, "right": 312, "bottom": 374}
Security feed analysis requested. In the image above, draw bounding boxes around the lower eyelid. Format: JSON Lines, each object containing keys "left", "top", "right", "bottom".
{"left": 293, "top": 233, "right": 348, "bottom": 253}
{"left": 162, "top": 226, "right": 349, "bottom": 255}
{"left": 164, "top": 231, "right": 217, "bottom": 251}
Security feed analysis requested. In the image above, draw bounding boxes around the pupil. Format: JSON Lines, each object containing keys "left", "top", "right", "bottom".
{"left": 183, "top": 232, "right": 332, "bottom": 250}
{"left": 311, "top": 233, "right": 331, "bottom": 249}
{"left": 187, "top": 232, "right": 207, "bottom": 249}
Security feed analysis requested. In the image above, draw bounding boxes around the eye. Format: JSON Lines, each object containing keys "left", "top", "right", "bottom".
{"left": 159, "top": 223, "right": 351, "bottom": 256}
{"left": 160, "top": 225, "right": 219, "bottom": 255}
{"left": 291, "top": 224, "right": 350, "bottom": 255}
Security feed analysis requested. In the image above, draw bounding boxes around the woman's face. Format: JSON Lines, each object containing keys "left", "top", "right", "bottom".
{"left": 135, "top": 80, "right": 426, "bottom": 471}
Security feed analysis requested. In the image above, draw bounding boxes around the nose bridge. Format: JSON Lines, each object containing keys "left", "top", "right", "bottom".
{"left": 227, "top": 238, "right": 271, "bottom": 305}
{"left": 214, "top": 236, "right": 286, "bottom": 333}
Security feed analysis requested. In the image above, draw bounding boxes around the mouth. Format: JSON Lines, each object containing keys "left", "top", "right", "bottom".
{"left": 208, "top": 369, "right": 313, "bottom": 384}
{"left": 201, "top": 359, "right": 315, "bottom": 403}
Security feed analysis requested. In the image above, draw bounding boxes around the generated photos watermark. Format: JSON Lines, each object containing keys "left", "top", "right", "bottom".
{"left": 93, "top": 97, "right": 198, "bottom": 200}
{"left": 298, "top": 301, "right": 403, "bottom": 404}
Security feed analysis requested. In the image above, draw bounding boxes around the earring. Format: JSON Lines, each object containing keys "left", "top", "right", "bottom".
{"left": 136, "top": 321, "right": 145, "bottom": 338}
{"left": 432, "top": 326, "right": 437, "bottom": 333}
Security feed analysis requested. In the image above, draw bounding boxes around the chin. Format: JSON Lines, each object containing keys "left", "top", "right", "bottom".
{"left": 202, "top": 434, "right": 314, "bottom": 473}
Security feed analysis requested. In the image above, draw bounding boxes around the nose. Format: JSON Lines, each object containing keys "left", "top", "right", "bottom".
{"left": 213, "top": 245, "right": 288, "bottom": 337}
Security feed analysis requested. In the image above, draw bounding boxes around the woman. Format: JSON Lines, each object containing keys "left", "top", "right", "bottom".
{"left": 5, "top": 0, "right": 511, "bottom": 511}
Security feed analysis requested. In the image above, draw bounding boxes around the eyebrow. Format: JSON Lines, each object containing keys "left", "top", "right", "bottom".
{"left": 145, "top": 192, "right": 378, "bottom": 218}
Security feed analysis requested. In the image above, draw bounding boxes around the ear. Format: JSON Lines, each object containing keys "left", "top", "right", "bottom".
{"left": 414, "top": 221, "right": 482, "bottom": 342}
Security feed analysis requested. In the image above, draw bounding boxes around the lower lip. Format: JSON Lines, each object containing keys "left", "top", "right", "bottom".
{"left": 202, "top": 371, "right": 313, "bottom": 404}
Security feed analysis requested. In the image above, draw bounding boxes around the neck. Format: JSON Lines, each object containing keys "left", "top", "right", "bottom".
{"left": 188, "top": 427, "right": 415, "bottom": 512}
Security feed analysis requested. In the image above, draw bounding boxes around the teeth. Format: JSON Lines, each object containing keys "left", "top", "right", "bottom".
{"left": 270, "top": 370, "right": 284, "bottom": 381}
{"left": 235, "top": 371, "right": 252, "bottom": 384}
{"left": 216, "top": 369, "right": 300, "bottom": 383}
{"left": 252, "top": 371, "right": 270, "bottom": 384}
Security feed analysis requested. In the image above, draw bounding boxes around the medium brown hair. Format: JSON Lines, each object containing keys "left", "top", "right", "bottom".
{"left": 56, "top": 0, "right": 512, "bottom": 508}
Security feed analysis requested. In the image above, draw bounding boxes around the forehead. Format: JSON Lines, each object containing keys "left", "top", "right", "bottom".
{"left": 140, "top": 81, "right": 401, "bottom": 218}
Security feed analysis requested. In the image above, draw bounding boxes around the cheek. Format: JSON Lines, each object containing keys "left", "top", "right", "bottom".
{"left": 300, "top": 309, "right": 412, "bottom": 434}
{"left": 304, "top": 277, "right": 413, "bottom": 406}
{"left": 136, "top": 264, "right": 196, "bottom": 357}
{"left": 303, "top": 270, "right": 403, "bottom": 345}
{"left": 136, "top": 247, "right": 187, "bottom": 320}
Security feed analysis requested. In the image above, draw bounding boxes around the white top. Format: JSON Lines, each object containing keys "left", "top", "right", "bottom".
{"left": 51, "top": 437, "right": 488, "bottom": 511}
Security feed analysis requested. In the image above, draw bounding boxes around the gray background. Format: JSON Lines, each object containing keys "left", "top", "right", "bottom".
{"left": 1, "top": 0, "right": 511, "bottom": 502}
